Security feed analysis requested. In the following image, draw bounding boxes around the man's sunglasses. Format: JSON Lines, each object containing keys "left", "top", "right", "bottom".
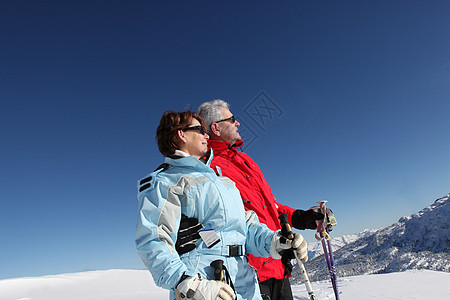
{"left": 182, "top": 125, "right": 206, "bottom": 135}
{"left": 215, "top": 115, "right": 236, "bottom": 124}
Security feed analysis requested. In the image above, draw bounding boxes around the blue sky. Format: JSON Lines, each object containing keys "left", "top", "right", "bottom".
{"left": 1, "top": 1, "right": 449, "bottom": 279}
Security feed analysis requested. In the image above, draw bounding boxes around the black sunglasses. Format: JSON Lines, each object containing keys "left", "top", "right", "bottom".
{"left": 215, "top": 115, "right": 236, "bottom": 124}
{"left": 182, "top": 125, "right": 206, "bottom": 135}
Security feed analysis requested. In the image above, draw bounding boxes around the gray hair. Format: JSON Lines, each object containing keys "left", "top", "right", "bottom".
{"left": 197, "top": 99, "right": 230, "bottom": 135}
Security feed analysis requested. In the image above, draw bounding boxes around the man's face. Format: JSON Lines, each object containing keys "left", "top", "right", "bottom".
{"left": 216, "top": 108, "right": 241, "bottom": 144}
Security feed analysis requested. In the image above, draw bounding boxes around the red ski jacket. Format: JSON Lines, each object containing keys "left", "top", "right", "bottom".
{"left": 208, "top": 139, "right": 296, "bottom": 282}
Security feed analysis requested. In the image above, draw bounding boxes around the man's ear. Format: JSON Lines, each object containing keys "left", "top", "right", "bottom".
{"left": 210, "top": 122, "right": 221, "bottom": 137}
{"left": 177, "top": 130, "right": 187, "bottom": 144}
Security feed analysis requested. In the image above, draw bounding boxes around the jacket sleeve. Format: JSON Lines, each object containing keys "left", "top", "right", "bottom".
{"left": 243, "top": 210, "right": 276, "bottom": 258}
{"left": 135, "top": 178, "right": 187, "bottom": 290}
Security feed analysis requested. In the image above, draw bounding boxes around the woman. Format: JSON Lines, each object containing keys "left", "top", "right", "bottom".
{"left": 135, "top": 111, "right": 307, "bottom": 300}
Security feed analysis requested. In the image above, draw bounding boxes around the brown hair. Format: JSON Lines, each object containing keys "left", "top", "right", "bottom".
{"left": 156, "top": 110, "right": 206, "bottom": 157}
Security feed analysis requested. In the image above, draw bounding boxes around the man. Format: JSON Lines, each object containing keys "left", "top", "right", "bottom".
{"left": 196, "top": 100, "right": 326, "bottom": 300}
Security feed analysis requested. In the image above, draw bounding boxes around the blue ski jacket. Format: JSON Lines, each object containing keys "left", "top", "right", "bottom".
{"left": 135, "top": 152, "right": 275, "bottom": 300}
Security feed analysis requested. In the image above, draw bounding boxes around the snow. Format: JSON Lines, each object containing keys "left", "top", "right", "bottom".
{"left": 1, "top": 269, "right": 449, "bottom": 300}
{"left": 0, "top": 270, "right": 167, "bottom": 300}
{"left": 293, "top": 270, "right": 450, "bottom": 299}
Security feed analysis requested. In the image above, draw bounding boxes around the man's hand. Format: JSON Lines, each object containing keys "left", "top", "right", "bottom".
{"left": 292, "top": 207, "right": 336, "bottom": 231}
{"left": 291, "top": 209, "right": 324, "bottom": 230}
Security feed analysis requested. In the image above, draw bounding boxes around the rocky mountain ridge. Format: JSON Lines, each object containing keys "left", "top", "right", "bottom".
{"left": 292, "top": 193, "right": 450, "bottom": 283}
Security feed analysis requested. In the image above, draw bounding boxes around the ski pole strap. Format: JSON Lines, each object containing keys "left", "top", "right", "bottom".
{"left": 315, "top": 227, "right": 331, "bottom": 241}
{"left": 222, "top": 264, "right": 235, "bottom": 293}
{"left": 281, "top": 250, "right": 295, "bottom": 276}
{"left": 315, "top": 218, "right": 331, "bottom": 241}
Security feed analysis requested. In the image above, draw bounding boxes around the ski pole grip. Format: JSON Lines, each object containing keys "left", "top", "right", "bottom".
{"left": 278, "top": 213, "right": 294, "bottom": 240}
{"left": 210, "top": 259, "right": 225, "bottom": 281}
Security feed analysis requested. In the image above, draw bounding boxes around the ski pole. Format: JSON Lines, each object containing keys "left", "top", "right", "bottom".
{"left": 210, "top": 259, "right": 225, "bottom": 281}
{"left": 210, "top": 259, "right": 236, "bottom": 294}
{"left": 316, "top": 201, "right": 340, "bottom": 300}
{"left": 319, "top": 201, "right": 339, "bottom": 298}
{"left": 278, "top": 214, "right": 317, "bottom": 300}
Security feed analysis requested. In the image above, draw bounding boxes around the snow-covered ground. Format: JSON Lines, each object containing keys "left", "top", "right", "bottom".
{"left": 0, "top": 269, "right": 449, "bottom": 300}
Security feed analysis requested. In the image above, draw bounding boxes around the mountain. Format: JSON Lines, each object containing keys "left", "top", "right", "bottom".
{"left": 307, "top": 229, "right": 378, "bottom": 259}
{"left": 292, "top": 193, "right": 450, "bottom": 283}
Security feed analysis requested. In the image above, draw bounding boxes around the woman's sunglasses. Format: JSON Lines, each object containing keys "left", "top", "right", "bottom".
{"left": 182, "top": 125, "right": 206, "bottom": 135}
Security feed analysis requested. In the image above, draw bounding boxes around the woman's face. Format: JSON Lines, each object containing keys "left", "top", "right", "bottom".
{"left": 181, "top": 118, "right": 209, "bottom": 159}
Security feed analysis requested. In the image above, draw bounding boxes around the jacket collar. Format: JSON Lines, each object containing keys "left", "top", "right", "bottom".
{"left": 208, "top": 139, "right": 244, "bottom": 151}
{"left": 165, "top": 149, "right": 214, "bottom": 170}
{"left": 208, "top": 140, "right": 244, "bottom": 157}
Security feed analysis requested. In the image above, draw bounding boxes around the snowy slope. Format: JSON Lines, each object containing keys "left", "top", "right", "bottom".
{"left": 0, "top": 269, "right": 449, "bottom": 300}
{"left": 0, "top": 269, "right": 168, "bottom": 300}
{"left": 294, "top": 193, "right": 450, "bottom": 282}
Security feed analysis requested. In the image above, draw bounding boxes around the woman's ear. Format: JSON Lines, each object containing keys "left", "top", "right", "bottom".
{"left": 177, "top": 129, "right": 187, "bottom": 144}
